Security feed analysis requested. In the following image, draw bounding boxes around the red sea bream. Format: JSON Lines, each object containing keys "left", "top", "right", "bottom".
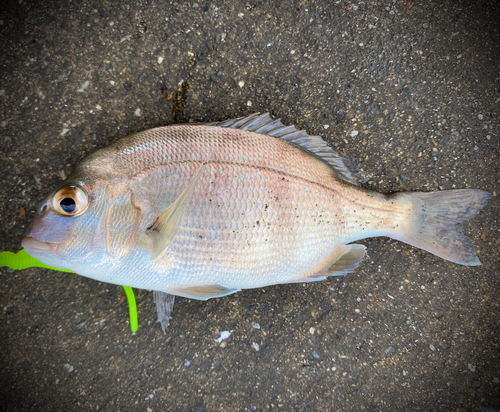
{"left": 22, "top": 113, "right": 491, "bottom": 327}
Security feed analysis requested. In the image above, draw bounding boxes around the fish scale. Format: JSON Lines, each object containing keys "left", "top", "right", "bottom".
{"left": 111, "top": 126, "right": 334, "bottom": 188}
{"left": 107, "top": 127, "right": 390, "bottom": 290}
{"left": 160, "top": 161, "right": 340, "bottom": 288}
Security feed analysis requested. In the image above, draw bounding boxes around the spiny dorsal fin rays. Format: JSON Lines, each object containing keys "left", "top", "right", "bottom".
{"left": 147, "top": 159, "right": 208, "bottom": 260}
{"left": 204, "top": 113, "right": 365, "bottom": 186}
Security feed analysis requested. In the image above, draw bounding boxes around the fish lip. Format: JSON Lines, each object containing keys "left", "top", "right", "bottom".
{"left": 21, "top": 237, "right": 59, "bottom": 253}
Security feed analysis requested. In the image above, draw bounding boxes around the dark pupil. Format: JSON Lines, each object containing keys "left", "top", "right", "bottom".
{"left": 60, "top": 197, "right": 76, "bottom": 213}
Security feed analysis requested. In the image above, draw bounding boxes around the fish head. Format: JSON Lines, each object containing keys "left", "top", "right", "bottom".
{"left": 21, "top": 162, "right": 129, "bottom": 272}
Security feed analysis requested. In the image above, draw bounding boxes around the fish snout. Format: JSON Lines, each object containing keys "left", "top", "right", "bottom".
{"left": 24, "top": 215, "right": 39, "bottom": 239}
{"left": 21, "top": 236, "right": 58, "bottom": 253}
{"left": 23, "top": 203, "right": 60, "bottom": 253}
{"left": 23, "top": 199, "right": 77, "bottom": 245}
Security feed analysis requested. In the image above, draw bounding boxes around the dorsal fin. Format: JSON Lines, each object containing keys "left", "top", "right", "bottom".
{"left": 205, "top": 113, "right": 365, "bottom": 185}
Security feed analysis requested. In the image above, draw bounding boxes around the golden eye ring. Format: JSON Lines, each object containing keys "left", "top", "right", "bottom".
{"left": 52, "top": 186, "right": 89, "bottom": 217}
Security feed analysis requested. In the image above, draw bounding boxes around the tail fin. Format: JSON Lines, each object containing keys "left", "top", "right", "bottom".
{"left": 388, "top": 189, "right": 491, "bottom": 266}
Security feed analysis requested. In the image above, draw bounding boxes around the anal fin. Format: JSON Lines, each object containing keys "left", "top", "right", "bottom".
{"left": 320, "top": 244, "right": 366, "bottom": 276}
{"left": 293, "top": 244, "right": 366, "bottom": 282}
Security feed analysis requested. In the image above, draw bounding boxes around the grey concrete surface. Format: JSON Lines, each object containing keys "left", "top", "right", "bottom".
{"left": 0, "top": 0, "right": 499, "bottom": 411}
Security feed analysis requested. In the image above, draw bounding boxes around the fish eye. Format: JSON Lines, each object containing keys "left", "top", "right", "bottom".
{"left": 52, "top": 185, "right": 89, "bottom": 217}
{"left": 60, "top": 197, "right": 76, "bottom": 213}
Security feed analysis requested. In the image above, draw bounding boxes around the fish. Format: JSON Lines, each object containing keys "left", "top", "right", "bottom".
{"left": 22, "top": 113, "right": 491, "bottom": 331}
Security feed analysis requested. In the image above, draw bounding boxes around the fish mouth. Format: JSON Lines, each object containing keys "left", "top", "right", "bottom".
{"left": 21, "top": 237, "right": 59, "bottom": 253}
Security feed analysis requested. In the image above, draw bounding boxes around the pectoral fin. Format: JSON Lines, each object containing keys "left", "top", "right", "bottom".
{"left": 148, "top": 162, "right": 207, "bottom": 259}
{"left": 169, "top": 285, "right": 240, "bottom": 300}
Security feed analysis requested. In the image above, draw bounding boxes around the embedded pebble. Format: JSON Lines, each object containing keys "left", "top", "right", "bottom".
{"left": 350, "top": 130, "right": 359, "bottom": 137}
{"left": 252, "top": 342, "right": 260, "bottom": 351}
{"left": 77, "top": 80, "right": 89, "bottom": 93}
{"left": 120, "top": 35, "right": 132, "bottom": 43}
{"left": 215, "top": 331, "right": 231, "bottom": 343}
{"left": 384, "top": 346, "right": 395, "bottom": 356}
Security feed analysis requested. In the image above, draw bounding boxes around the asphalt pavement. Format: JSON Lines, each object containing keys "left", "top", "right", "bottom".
{"left": 0, "top": 0, "right": 499, "bottom": 411}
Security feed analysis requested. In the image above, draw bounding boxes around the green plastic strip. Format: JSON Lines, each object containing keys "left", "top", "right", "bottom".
{"left": 122, "top": 286, "right": 138, "bottom": 332}
{"left": 0, "top": 249, "right": 139, "bottom": 332}
{"left": 0, "top": 249, "right": 74, "bottom": 272}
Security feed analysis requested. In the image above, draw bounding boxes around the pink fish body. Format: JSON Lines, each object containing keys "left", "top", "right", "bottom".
{"left": 23, "top": 113, "right": 491, "bottom": 302}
